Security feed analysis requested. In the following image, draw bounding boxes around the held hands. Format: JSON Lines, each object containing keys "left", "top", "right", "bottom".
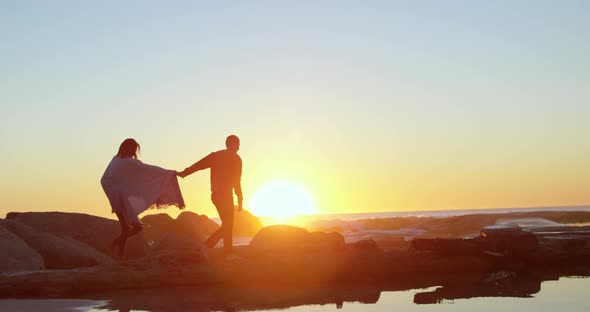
{"left": 176, "top": 170, "right": 188, "bottom": 178}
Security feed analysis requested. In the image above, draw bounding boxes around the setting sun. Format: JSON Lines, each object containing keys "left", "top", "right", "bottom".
{"left": 250, "top": 180, "right": 316, "bottom": 220}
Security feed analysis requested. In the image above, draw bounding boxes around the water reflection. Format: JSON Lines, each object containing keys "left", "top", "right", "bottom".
{"left": 412, "top": 264, "right": 590, "bottom": 305}
{"left": 85, "top": 265, "right": 590, "bottom": 311}
{"left": 91, "top": 286, "right": 381, "bottom": 312}
{"left": 1, "top": 275, "right": 588, "bottom": 311}
{"left": 413, "top": 271, "right": 541, "bottom": 304}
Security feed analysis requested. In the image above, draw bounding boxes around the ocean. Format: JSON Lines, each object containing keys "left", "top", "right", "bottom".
{"left": 242, "top": 206, "right": 590, "bottom": 245}
{"left": 283, "top": 205, "right": 590, "bottom": 221}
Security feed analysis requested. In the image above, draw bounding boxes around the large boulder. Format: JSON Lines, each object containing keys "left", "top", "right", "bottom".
{"left": 308, "top": 232, "right": 347, "bottom": 252}
{"left": 234, "top": 209, "right": 264, "bottom": 237}
{"left": 140, "top": 212, "right": 219, "bottom": 252}
{"left": 1, "top": 220, "right": 114, "bottom": 269}
{"left": 4, "top": 211, "right": 221, "bottom": 260}
{"left": 249, "top": 225, "right": 345, "bottom": 254}
{"left": 175, "top": 211, "right": 219, "bottom": 239}
{"left": 250, "top": 225, "right": 309, "bottom": 250}
{"left": 0, "top": 224, "right": 44, "bottom": 272}
{"left": 140, "top": 213, "right": 177, "bottom": 242}
{"left": 5, "top": 212, "right": 147, "bottom": 259}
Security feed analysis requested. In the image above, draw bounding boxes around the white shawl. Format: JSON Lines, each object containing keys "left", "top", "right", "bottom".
{"left": 100, "top": 157, "right": 185, "bottom": 225}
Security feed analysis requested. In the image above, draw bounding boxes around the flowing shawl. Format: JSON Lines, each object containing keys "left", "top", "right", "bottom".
{"left": 100, "top": 157, "right": 185, "bottom": 225}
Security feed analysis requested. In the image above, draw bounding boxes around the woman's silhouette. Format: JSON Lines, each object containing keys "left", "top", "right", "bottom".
{"left": 101, "top": 138, "right": 185, "bottom": 259}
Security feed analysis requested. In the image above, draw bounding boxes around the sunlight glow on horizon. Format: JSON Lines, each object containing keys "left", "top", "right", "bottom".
{"left": 250, "top": 180, "right": 316, "bottom": 219}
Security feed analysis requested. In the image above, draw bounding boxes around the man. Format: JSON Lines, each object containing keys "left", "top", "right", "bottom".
{"left": 178, "top": 135, "right": 243, "bottom": 259}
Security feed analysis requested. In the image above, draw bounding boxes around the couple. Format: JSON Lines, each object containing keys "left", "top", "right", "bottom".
{"left": 100, "top": 135, "right": 243, "bottom": 261}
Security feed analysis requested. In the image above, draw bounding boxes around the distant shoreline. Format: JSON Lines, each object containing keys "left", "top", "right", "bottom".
{"left": 251, "top": 205, "right": 590, "bottom": 224}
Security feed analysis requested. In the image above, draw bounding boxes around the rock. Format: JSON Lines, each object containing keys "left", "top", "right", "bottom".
{"left": 140, "top": 212, "right": 219, "bottom": 252}
{"left": 537, "top": 236, "right": 590, "bottom": 259}
{"left": 150, "top": 249, "right": 206, "bottom": 266}
{"left": 308, "top": 231, "right": 345, "bottom": 252}
{"left": 151, "top": 233, "right": 200, "bottom": 252}
{"left": 233, "top": 209, "right": 264, "bottom": 237}
{"left": 410, "top": 238, "right": 486, "bottom": 255}
{"left": 140, "top": 213, "right": 176, "bottom": 231}
{"left": 484, "top": 271, "right": 517, "bottom": 285}
{"left": 0, "top": 261, "right": 215, "bottom": 298}
{"left": 0, "top": 224, "right": 45, "bottom": 272}
{"left": 249, "top": 225, "right": 310, "bottom": 251}
{"left": 175, "top": 211, "right": 219, "bottom": 239}
{"left": 5, "top": 212, "right": 146, "bottom": 259}
{"left": 4, "top": 211, "right": 220, "bottom": 261}
{"left": 1, "top": 220, "right": 114, "bottom": 269}
{"left": 480, "top": 224, "right": 538, "bottom": 256}
{"left": 347, "top": 239, "right": 380, "bottom": 253}
{"left": 249, "top": 225, "right": 344, "bottom": 253}
{"left": 140, "top": 213, "right": 177, "bottom": 247}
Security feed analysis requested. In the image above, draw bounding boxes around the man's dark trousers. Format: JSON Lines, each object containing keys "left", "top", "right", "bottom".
{"left": 204, "top": 192, "right": 234, "bottom": 254}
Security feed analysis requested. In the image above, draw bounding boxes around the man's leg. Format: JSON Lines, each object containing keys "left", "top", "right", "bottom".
{"left": 219, "top": 199, "right": 234, "bottom": 255}
{"left": 205, "top": 193, "right": 234, "bottom": 254}
{"left": 204, "top": 193, "right": 225, "bottom": 248}
{"left": 204, "top": 227, "right": 223, "bottom": 248}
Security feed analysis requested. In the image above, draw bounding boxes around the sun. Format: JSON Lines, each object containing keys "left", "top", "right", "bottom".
{"left": 250, "top": 180, "right": 316, "bottom": 221}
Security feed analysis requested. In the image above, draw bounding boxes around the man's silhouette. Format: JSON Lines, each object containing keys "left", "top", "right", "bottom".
{"left": 178, "top": 135, "right": 243, "bottom": 258}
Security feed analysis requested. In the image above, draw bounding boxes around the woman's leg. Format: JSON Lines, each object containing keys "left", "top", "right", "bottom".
{"left": 113, "top": 209, "right": 143, "bottom": 259}
{"left": 126, "top": 223, "right": 143, "bottom": 238}
{"left": 112, "top": 211, "right": 130, "bottom": 258}
{"left": 118, "top": 223, "right": 142, "bottom": 259}
{"left": 119, "top": 212, "right": 143, "bottom": 257}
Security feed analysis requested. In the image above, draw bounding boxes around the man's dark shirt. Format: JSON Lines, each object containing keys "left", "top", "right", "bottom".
{"left": 184, "top": 149, "right": 242, "bottom": 200}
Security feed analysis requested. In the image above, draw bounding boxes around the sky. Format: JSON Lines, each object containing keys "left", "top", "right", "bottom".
{"left": 1, "top": 1, "right": 589, "bottom": 220}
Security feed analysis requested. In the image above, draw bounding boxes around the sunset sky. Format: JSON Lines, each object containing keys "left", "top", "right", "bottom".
{"left": 1, "top": 1, "right": 589, "bottom": 220}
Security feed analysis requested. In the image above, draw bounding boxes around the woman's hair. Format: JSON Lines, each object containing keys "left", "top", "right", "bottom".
{"left": 116, "top": 138, "right": 140, "bottom": 159}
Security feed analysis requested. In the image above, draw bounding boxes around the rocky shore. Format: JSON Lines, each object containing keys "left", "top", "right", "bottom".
{"left": 1, "top": 210, "right": 590, "bottom": 299}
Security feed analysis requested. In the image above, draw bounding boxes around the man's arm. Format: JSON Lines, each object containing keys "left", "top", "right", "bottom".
{"left": 178, "top": 153, "right": 214, "bottom": 178}
{"left": 234, "top": 157, "right": 243, "bottom": 211}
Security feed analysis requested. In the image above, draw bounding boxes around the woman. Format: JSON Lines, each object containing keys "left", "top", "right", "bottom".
{"left": 101, "top": 138, "right": 185, "bottom": 259}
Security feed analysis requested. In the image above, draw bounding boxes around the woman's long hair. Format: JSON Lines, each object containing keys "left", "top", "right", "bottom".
{"left": 116, "top": 138, "right": 140, "bottom": 159}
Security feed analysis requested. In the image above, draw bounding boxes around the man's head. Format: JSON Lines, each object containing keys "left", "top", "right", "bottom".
{"left": 225, "top": 135, "right": 240, "bottom": 153}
